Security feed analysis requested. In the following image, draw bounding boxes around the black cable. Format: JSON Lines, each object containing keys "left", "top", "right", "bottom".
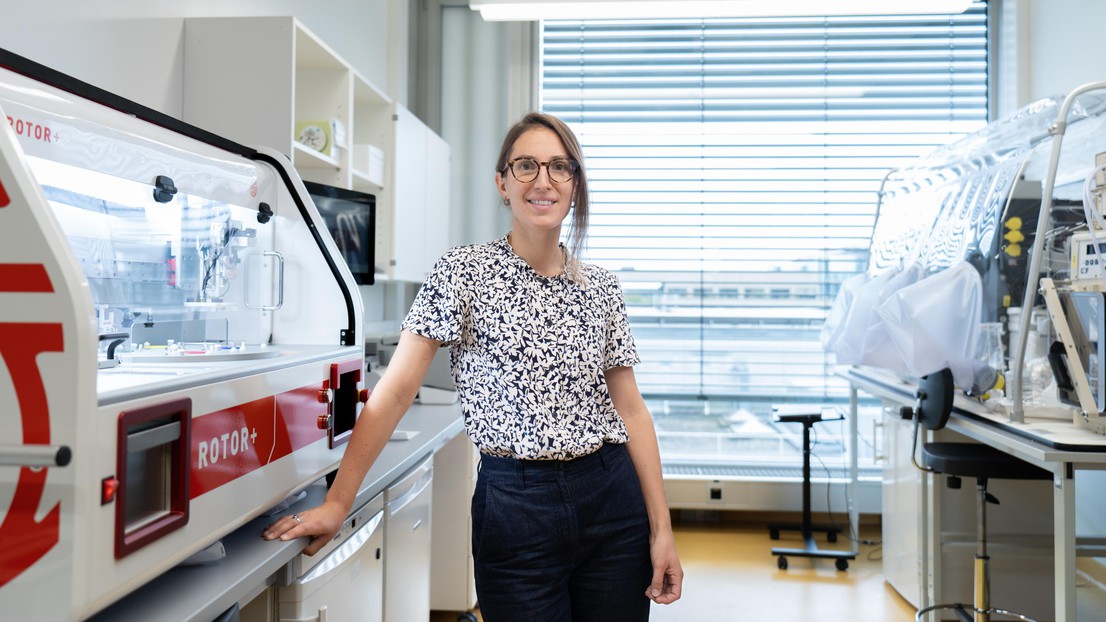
{"left": 199, "top": 223, "right": 239, "bottom": 299}
{"left": 810, "top": 425, "right": 881, "bottom": 547}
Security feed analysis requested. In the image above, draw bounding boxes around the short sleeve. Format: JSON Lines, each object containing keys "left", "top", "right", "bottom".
{"left": 402, "top": 250, "right": 465, "bottom": 346}
{"left": 602, "top": 273, "right": 640, "bottom": 369}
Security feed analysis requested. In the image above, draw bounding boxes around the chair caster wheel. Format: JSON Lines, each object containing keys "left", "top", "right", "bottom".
{"left": 458, "top": 613, "right": 478, "bottom": 622}
{"left": 777, "top": 556, "right": 788, "bottom": 570}
{"left": 835, "top": 558, "right": 849, "bottom": 571}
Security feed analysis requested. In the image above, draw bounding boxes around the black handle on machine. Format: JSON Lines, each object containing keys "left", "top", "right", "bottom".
{"left": 1047, "top": 340, "right": 1075, "bottom": 392}
{"left": 99, "top": 332, "right": 129, "bottom": 360}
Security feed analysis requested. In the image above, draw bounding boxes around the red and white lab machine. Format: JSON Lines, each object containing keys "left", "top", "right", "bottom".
{"left": 0, "top": 48, "right": 369, "bottom": 619}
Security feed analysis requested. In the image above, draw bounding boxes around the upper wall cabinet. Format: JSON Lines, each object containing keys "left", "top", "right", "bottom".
{"left": 387, "top": 105, "right": 451, "bottom": 283}
{"left": 182, "top": 16, "right": 449, "bottom": 282}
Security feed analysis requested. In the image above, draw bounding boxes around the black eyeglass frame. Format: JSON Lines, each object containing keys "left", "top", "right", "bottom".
{"left": 502, "top": 157, "right": 579, "bottom": 183}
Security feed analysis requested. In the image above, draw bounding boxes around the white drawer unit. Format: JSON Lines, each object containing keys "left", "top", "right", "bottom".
{"left": 384, "top": 455, "right": 434, "bottom": 622}
{"left": 279, "top": 493, "right": 385, "bottom": 622}
{"left": 431, "top": 434, "right": 479, "bottom": 620}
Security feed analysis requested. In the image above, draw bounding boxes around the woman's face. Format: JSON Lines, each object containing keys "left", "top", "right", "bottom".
{"left": 496, "top": 127, "right": 575, "bottom": 236}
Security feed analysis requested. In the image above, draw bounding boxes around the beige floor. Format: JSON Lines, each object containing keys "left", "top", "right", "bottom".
{"left": 650, "top": 516, "right": 915, "bottom": 622}
{"left": 431, "top": 514, "right": 915, "bottom": 622}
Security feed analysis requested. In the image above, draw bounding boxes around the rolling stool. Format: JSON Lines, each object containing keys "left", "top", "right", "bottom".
{"left": 768, "top": 405, "right": 857, "bottom": 571}
{"left": 907, "top": 369, "right": 1050, "bottom": 622}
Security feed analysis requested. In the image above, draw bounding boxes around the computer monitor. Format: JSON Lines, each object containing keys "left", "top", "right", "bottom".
{"left": 303, "top": 181, "right": 376, "bottom": 286}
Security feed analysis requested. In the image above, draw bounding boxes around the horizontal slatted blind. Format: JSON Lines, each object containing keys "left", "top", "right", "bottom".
{"left": 540, "top": 4, "right": 989, "bottom": 401}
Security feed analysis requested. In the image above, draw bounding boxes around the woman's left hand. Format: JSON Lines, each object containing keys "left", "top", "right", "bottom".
{"left": 645, "top": 528, "right": 683, "bottom": 604}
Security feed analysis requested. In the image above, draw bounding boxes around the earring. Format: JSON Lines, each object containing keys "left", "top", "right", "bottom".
{"left": 503, "top": 197, "right": 510, "bottom": 206}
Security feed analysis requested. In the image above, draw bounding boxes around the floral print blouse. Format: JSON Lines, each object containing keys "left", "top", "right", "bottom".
{"left": 401, "top": 235, "right": 639, "bottom": 460}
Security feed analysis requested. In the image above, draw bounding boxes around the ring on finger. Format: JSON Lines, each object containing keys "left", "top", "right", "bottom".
{"left": 292, "top": 513, "right": 302, "bottom": 525}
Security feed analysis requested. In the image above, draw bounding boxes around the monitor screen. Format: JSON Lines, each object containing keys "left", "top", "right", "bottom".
{"left": 303, "top": 181, "right": 376, "bottom": 286}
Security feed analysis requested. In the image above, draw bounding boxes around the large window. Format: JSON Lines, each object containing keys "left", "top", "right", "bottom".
{"left": 540, "top": 4, "right": 990, "bottom": 468}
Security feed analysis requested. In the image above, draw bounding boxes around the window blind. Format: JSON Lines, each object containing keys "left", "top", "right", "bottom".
{"left": 540, "top": 4, "right": 989, "bottom": 402}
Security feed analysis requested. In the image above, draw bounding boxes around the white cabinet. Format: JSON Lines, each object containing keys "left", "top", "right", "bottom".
{"left": 431, "top": 434, "right": 478, "bottom": 616}
{"left": 385, "top": 104, "right": 451, "bottom": 282}
{"left": 384, "top": 457, "right": 434, "bottom": 622}
{"left": 277, "top": 493, "right": 386, "bottom": 622}
{"left": 182, "top": 16, "right": 449, "bottom": 282}
{"left": 880, "top": 403, "right": 1055, "bottom": 619}
{"left": 880, "top": 407, "right": 924, "bottom": 606}
{"left": 423, "top": 122, "right": 452, "bottom": 279}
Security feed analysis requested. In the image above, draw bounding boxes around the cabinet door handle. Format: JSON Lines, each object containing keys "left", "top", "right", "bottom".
{"left": 299, "top": 511, "right": 383, "bottom": 585}
{"left": 387, "top": 470, "right": 433, "bottom": 517}
{"left": 244, "top": 250, "right": 285, "bottom": 310}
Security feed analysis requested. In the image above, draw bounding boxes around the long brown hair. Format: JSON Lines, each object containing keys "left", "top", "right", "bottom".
{"left": 495, "top": 112, "right": 589, "bottom": 260}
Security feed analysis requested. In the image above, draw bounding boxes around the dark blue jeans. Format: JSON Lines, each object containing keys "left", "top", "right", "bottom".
{"left": 471, "top": 443, "right": 652, "bottom": 622}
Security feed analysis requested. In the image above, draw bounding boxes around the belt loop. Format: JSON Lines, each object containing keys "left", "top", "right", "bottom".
{"left": 598, "top": 443, "right": 609, "bottom": 470}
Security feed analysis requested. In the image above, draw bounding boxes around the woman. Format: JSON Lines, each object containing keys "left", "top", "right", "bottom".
{"left": 264, "top": 112, "right": 683, "bottom": 620}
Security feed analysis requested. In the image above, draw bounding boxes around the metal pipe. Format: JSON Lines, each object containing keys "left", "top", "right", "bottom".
{"left": 0, "top": 444, "right": 72, "bottom": 467}
{"left": 1011, "top": 81, "right": 1106, "bottom": 422}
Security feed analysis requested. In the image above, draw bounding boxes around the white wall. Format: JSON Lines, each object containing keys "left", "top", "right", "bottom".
{"left": 0, "top": 0, "right": 400, "bottom": 116}
{"left": 440, "top": 6, "right": 515, "bottom": 248}
{"left": 1025, "top": 0, "right": 1106, "bottom": 101}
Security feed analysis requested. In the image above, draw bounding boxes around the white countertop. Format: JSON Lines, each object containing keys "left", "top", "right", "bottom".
{"left": 97, "top": 344, "right": 362, "bottom": 405}
{"left": 839, "top": 365, "right": 1106, "bottom": 458}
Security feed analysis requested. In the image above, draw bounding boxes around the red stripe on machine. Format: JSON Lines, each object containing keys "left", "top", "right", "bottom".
{"left": 0, "top": 178, "right": 9, "bottom": 206}
{"left": 0, "top": 264, "right": 53, "bottom": 292}
{"left": 0, "top": 323, "right": 65, "bottom": 588}
{"left": 276, "top": 386, "right": 333, "bottom": 450}
{"left": 189, "top": 386, "right": 329, "bottom": 498}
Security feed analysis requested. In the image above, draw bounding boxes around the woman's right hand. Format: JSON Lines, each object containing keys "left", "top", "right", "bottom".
{"left": 261, "top": 333, "right": 441, "bottom": 555}
{"left": 261, "top": 499, "right": 347, "bottom": 555}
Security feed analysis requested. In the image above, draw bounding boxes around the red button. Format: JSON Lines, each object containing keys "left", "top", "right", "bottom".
{"left": 102, "top": 476, "right": 119, "bottom": 505}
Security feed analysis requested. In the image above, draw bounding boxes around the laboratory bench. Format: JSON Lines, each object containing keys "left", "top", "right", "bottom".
{"left": 88, "top": 400, "right": 465, "bottom": 622}
{"left": 840, "top": 365, "right": 1106, "bottom": 622}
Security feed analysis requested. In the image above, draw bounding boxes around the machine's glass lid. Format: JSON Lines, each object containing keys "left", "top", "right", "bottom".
{"left": 28, "top": 154, "right": 276, "bottom": 362}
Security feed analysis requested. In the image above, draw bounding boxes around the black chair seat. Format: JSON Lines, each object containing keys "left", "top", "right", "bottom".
{"left": 921, "top": 442, "right": 1051, "bottom": 481}
{"left": 910, "top": 369, "right": 1046, "bottom": 622}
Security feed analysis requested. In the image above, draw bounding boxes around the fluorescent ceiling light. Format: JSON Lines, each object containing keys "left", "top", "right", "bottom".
{"left": 471, "top": 0, "right": 975, "bottom": 21}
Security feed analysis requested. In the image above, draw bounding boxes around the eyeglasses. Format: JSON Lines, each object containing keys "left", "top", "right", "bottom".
{"left": 503, "top": 157, "right": 579, "bottom": 183}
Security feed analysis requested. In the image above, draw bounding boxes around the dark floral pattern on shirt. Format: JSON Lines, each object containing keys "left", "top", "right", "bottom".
{"left": 402, "top": 236, "right": 639, "bottom": 459}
